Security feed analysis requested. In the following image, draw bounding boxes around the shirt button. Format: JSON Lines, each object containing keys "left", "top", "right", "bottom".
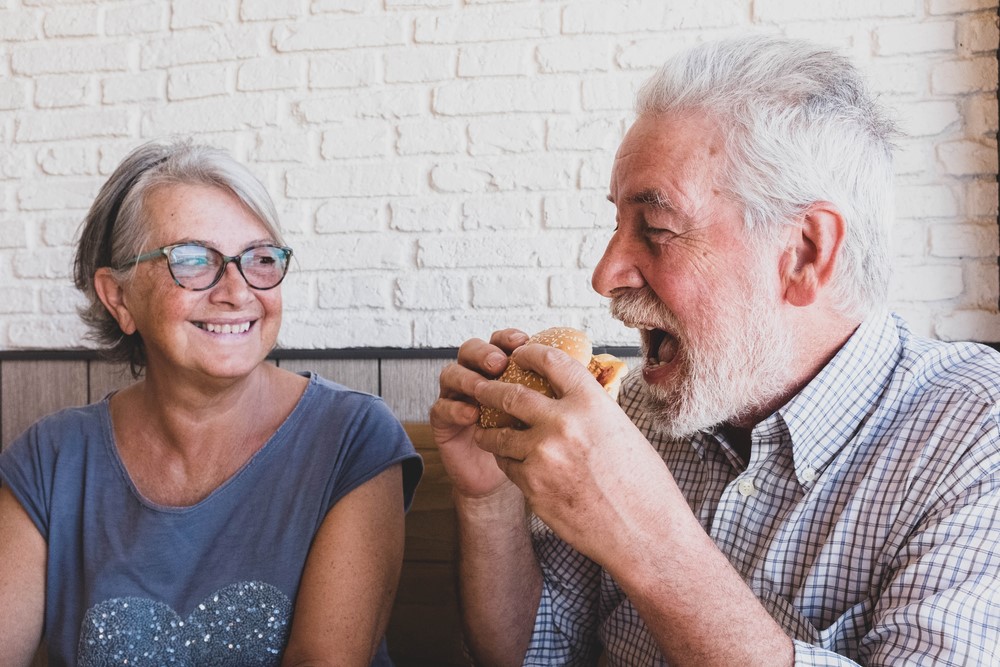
{"left": 802, "top": 467, "right": 817, "bottom": 482}
{"left": 737, "top": 479, "right": 757, "bottom": 497}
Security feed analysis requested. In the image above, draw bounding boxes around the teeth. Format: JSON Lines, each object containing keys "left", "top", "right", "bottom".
{"left": 202, "top": 321, "right": 251, "bottom": 334}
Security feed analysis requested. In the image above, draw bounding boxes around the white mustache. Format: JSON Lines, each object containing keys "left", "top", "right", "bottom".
{"left": 609, "top": 287, "right": 679, "bottom": 332}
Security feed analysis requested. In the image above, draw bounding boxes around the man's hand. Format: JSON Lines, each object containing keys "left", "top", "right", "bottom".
{"left": 471, "top": 340, "right": 679, "bottom": 566}
{"left": 430, "top": 329, "right": 529, "bottom": 500}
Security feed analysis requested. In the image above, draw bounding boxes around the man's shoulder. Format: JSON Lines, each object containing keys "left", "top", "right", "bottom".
{"left": 895, "top": 327, "right": 1000, "bottom": 403}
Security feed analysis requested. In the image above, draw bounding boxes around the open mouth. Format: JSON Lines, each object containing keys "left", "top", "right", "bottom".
{"left": 645, "top": 327, "right": 679, "bottom": 368}
{"left": 194, "top": 321, "right": 253, "bottom": 334}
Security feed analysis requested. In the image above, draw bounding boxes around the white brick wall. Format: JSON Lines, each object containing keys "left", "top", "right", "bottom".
{"left": 0, "top": 0, "right": 997, "bottom": 350}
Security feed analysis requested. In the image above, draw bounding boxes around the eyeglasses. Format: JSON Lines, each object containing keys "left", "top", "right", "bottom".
{"left": 120, "top": 242, "right": 293, "bottom": 291}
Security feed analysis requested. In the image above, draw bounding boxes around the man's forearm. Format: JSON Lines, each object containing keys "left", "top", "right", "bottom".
{"left": 455, "top": 482, "right": 543, "bottom": 667}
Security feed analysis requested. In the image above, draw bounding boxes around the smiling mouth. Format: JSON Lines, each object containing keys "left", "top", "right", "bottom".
{"left": 195, "top": 321, "right": 253, "bottom": 334}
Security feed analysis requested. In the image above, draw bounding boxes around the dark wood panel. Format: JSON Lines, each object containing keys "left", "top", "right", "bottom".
{"left": 381, "top": 358, "right": 451, "bottom": 423}
{"left": 387, "top": 562, "right": 467, "bottom": 667}
{"left": 1, "top": 360, "right": 88, "bottom": 449}
{"left": 277, "top": 358, "right": 379, "bottom": 396}
{"left": 88, "top": 360, "right": 136, "bottom": 402}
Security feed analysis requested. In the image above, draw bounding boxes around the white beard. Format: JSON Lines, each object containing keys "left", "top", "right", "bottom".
{"left": 610, "top": 276, "right": 795, "bottom": 439}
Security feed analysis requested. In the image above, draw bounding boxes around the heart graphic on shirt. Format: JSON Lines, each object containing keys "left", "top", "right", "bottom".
{"left": 77, "top": 581, "right": 292, "bottom": 667}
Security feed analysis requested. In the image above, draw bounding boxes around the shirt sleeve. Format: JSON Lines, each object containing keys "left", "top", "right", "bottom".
{"left": 523, "top": 514, "right": 604, "bottom": 667}
{"left": 795, "top": 418, "right": 1000, "bottom": 666}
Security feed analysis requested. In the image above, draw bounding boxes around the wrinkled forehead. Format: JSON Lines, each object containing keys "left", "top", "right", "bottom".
{"left": 610, "top": 111, "right": 729, "bottom": 201}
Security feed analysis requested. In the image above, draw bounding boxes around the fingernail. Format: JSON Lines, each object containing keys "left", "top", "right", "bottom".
{"left": 487, "top": 352, "right": 506, "bottom": 369}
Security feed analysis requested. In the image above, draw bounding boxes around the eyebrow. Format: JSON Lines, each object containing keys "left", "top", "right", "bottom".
{"left": 606, "top": 188, "right": 676, "bottom": 209}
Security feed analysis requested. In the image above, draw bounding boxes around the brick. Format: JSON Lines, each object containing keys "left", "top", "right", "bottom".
{"left": 282, "top": 310, "right": 412, "bottom": 348}
{"left": 238, "top": 57, "right": 305, "bottom": 91}
{"left": 471, "top": 274, "right": 545, "bottom": 308}
{"left": 755, "top": 0, "right": 916, "bottom": 21}
{"left": 395, "top": 273, "right": 467, "bottom": 309}
{"left": 141, "top": 26, "right": 262, "bottom": 68}
{"left": 580, "top": 154, "right": 613, "bottom": 190}
{"left": 308, "top": 53, "right": 378, "bottom": 89}
{"left": 42, "top": 5, "right": 99, "bottom": 37}
{"left": 580, "top": 230, "right": 612, "bottom": 268}
{"left": 397, "top": 120, "right": 465, "bottom": 156}
{"left": 894, "top": 139, "right": 935, "bottom": 176}
{"left": 0, "top": 149, "right": 30, "bottom": 180}
{"left": 937, "top": 139, "right": 999, "bottom": 176}
{"left": 102, "top": 71, "right": 164, "bottom": 104}
{"left": 892, "top": 218, "right": 928, "bottom": 258}
{"left": 929, "top": 222, "right": 998, "bottom": 258}
{"left": 40, "top": 285, "right": 83, "bottom": 314}
{"left": 241, "top": 0, "right": 304, "bottom": 21}
{"left": 37, "top": 145, "right": 94, "bottom": 176}
{"left": 295, "top": 89, "right": 425, "bottom": 122}
{"left": 929, "top": 0, "right": 998, "bottom": 15}
{"left": 16, "top": 109, "right": 132, "bottom": 142}
{"left": 315, "top": 198, "right": 386, "bottom": 233}
{"left": 171, "top": 0, "right": 230, "bottom": 29}
{"left": 964, "top": 95, "right": 999, "bottom": 135}
{"left": 547, "top": 116, "right": 622, "bottom": 151}
{"left": 143, "top": 96, "right": 274, "bottom": 134}
{"left": 273, "top": 16, "right": 406, "bottom": 51}
{"left": 312, "top": 0, "right": 371, "bottom": 12}
{"left": 890, "top": 263, "right": 964, "bottom": 301}
{"left": 549, "top": 271, "right": 604, "bottom": 308}
{"left": 0, "top": 81, "right": 29, "bottom": 110}
{"left": 0, "top": 218, "right": 27, "bottom": 247}
{"left": 7, "top": 316, "right": 89, "bottom": 348}
{"left": 0, "top": 286, "right": 34, "bottom": 314}
{"left": 296, "top": 233, "right": 408, "bottom": 271}
{"left": 168, "top": 66, "right": 230, "bottom": 100}
{"left": 462, "top": 195, "right": 538, "bottom": 231}
{"left": 105, "top": 3, "right": 166, "bottom": 36}
{"left": 251, "top": 131, "right": 312, "bottom": 163}
{"left": 432, "top": 156, "right": 575, "bottom": 193}
{"left": 957, "top": 13, "right": 1000, "bottom": 53}
{"left": 535, "top": 37, "right": 613, "bottom": 74}
{"left": 41, "top": 216, "right": 81, "bottom": 246}
{"left": 895, "top": 184, "right": 959, "bottom": 218}
{"left": 412, "top": 312, "right": 554, "bottom": 348}
{"left": 384, "top": 47, "right": 454, "bottom": 83}
{"left": 457, "top": 43, "right": 530, "bottom": 77}
{"left": 865, "top": 60, "right": 928, "bottom": 96}
{"left": 12, "top": 42, "right": 132, "bottom": 75}
{"left": 581, "top": 74, "right": 644, "bottom": 111}
{"left": 876, "top": 21, "right": 956, "bottom": 55}
{"left": 434, "top": 78, "right": 577, "bottom": 115}
{"left": 0, "top": 10, "right": 40, "bottom": 41}
{"left": 318, "top": 273, "right": 392, "bottom": 309}
{"left": 417, "top": 235, "right": 539, "bottom": 269}
{"left": 12, "top": 246, "right": 74, "bottom": 278}
{"left": 276, "top": 272, "right": 311, "bottom": 313}
{"left": 961, "top": 262, "right": 1000, "bottom": 310}
{"left": 966, "top": 180, "right": 999, "bottom": 218}
{"left": 34, "top": 74, "right": 92, "bottom": 108}
{"left": 935, "top": 309, "right": 1000, "bottom": 342}
{"left": 565, "top": 0, "right": 743, "bottom": 33}
{"left": 321, "top": 122, "right": 392, "bottom": 159}
{"left": 468, "top": 117, "right": 544, "bottom": 155}
{"left": 390, "top": 198, "right": 459, "bottom": 232}
{"left": 19, "top": 178, "right": 97, "bottom": 210}
{"left": 415, "top": 7, "right": 557, "bottom": 44}
{"left": 543, "top": 194, "right": 613, "bottom": 229}
{"left": 616, "top": 36, "right": 698, "bottom": 70}
{"left": 931, "top": 57, "right": 998, "bottom": 95}
{"left": 286, "top": 163, "right": 423, "bottom": 198}
{"left": 899, "top": 100, "right": 961, "bottom": 136}
{"left": 581, "top": 314, "right": 640, "bottom": 348}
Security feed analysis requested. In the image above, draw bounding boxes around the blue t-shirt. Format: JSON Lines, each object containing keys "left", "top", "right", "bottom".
{"left": 0, "top": 372, "right": 423, "bottom": 667}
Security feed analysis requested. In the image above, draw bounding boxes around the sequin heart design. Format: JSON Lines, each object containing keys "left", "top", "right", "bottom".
{"left": 77, "top": 581, "right": 292, "bottom": 667}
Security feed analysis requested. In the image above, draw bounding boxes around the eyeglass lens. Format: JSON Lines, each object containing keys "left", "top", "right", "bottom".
{"left": 167, "top": 244, "right": 290, "bottom": 290}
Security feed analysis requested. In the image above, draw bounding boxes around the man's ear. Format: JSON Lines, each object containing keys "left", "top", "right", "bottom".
{"left": 93, "top": 268, "right": 138, "bottom": 335}
{"left": 779, "top": 202, "right": 845, "bottom": 308}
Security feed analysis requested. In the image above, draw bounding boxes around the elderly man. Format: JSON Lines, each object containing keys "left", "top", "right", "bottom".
{"left": 430, "top": 35, "right": 1000, "bottom": 666}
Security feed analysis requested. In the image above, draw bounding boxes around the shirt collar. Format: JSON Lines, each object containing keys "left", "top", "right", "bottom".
{"left": 767, "top": 310, "right": 903, "bottom": 486}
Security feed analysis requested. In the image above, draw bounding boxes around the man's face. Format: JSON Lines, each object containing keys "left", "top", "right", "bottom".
{"left": 592, "top": 112, "right": 795, "bottom": 437}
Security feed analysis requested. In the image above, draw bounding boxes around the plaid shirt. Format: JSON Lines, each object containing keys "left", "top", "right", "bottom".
{"left": 524, "top": 312, "right": 1000, "bottom": 666}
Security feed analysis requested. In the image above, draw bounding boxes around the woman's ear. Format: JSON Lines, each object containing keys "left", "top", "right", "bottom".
{"left": 93, "top": 268, "right": 137, "bottom": 335}
{"left": 778, "top": 202, "right": 845, "bottom": 308}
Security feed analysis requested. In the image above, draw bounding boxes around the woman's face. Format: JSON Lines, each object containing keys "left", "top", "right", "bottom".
{"left": 115, "top": 183, "right": 284, "bottom": 384}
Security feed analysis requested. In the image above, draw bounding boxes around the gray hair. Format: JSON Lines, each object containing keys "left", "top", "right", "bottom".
{"left": 73, "top": 138, "right": 284, "bottom": 375}
{"left": 636, "top": 35, "right": 898, "bottom": 319}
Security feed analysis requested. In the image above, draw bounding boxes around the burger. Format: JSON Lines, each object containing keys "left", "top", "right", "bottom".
{"left": 478, "top": 327, "right": 628, "bottom": 429}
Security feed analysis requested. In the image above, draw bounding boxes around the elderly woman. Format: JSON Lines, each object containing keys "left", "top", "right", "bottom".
{"left": 0, "top": 139, "right": 422, "bottom": 666}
